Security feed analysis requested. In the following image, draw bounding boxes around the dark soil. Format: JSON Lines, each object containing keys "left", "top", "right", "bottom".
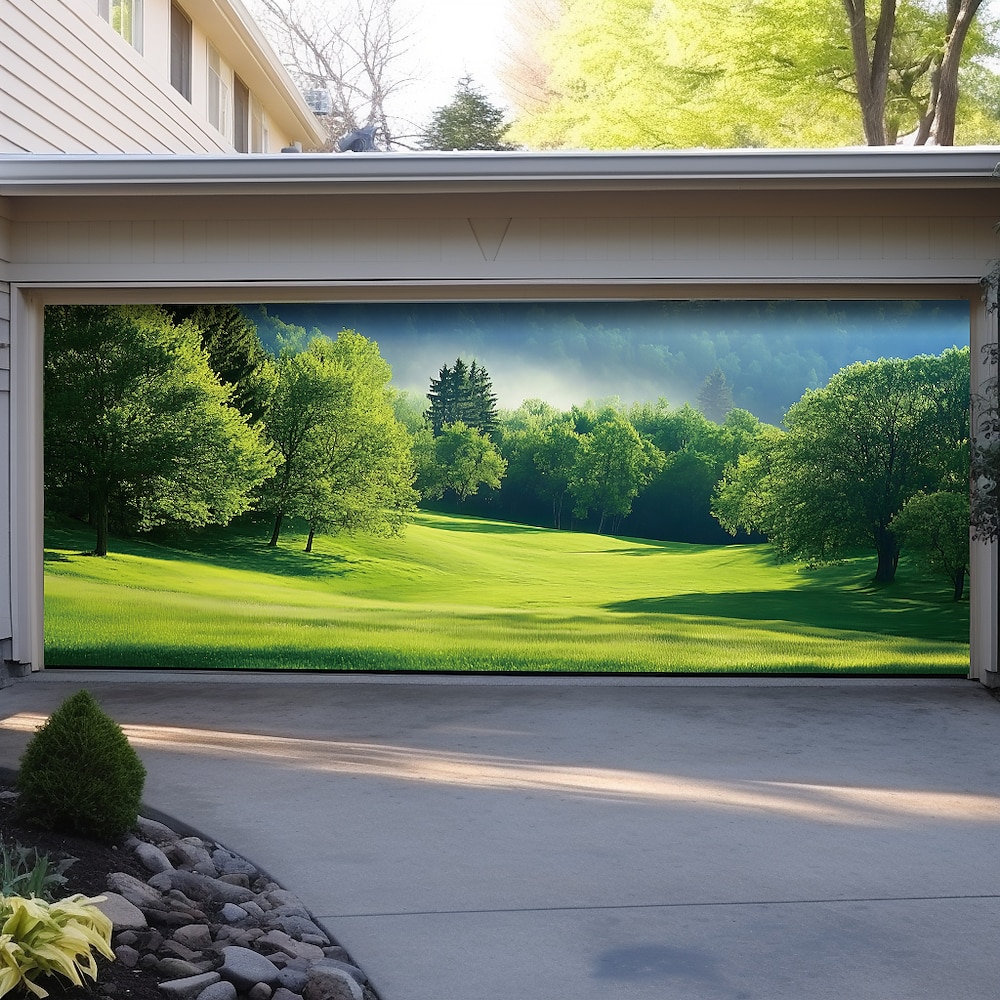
{"left": 1, "top": 788, "right": 171, "bottom": 1000}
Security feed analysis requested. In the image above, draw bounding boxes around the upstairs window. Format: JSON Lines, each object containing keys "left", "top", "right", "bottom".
{"left": 251, "top": 95, "right": 269, "bottom": 153}
{"left": 170, "top": 3, "right": 192, "bottom": 101}
{"left": 233, "top": 75, "right": 250, "bottom": 153}
{"left": 98, "top": 0, "right": 143, "bottom": 53}
{"left": 207, "top": 44, "right": 231, "bottom": 140}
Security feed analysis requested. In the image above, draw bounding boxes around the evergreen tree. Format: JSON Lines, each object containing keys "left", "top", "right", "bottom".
{"left": 426, "top": 358, "right": 499, "bottom": 436}
{"left": 697, "top": 368, "right": 735, "bottom": 423}
{"left": 419, "top": 76, "right": 518, "bottom": 151}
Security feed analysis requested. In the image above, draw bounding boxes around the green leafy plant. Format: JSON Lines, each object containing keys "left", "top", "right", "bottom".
{"left": 16, "top": 689, "right": 146, "bottom": 842}
{"left": 0, "top": 893, "right": 115, "bottom": 998}
{"left": 0, "top": 843, "right": 74, "bottom": 902}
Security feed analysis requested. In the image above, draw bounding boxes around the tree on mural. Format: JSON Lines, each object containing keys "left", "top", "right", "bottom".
{"left": 413, "top": 423, "right": 507, "bottom": 501}
{"left": 712, "top": 349, "right": 970, "bottom": 583}
{"left": 696, "top": 368, "right": 735, "bottom": 423}
{"left": 569, "top": 408, "right": 665, "bottom": 534}
{"left": 426, "top": 358, "right": 499, "bottom": 437}
{"left": 44, "top": 305, "right": 276, "bottom": 557}
{"left": 256, "top": 331, "right": 416, "bottom": 548}
{"left": 891, "top": 490, "right": 971, "bottom": 599}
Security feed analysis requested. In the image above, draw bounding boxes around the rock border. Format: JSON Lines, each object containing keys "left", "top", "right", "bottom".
{"left": 95, "top": 815, "right": 376, "bottom": 1000}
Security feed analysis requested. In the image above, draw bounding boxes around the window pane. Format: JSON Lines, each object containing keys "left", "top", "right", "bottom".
{"left": 170, "top": 4, "right": 192, "bottom": 101}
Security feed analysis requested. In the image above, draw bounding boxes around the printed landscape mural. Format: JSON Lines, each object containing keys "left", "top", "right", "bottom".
{"left": 43, "top": 300, "right": 972, "bottom": 674}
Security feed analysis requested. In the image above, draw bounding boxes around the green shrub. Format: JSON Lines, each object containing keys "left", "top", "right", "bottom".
{"left": 16, "top": 690, "right": 146, "bottom": 842}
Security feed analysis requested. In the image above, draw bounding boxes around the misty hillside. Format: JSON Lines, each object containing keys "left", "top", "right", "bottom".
{"left": 242, "top": 300, "right": 968, "bottom": 425}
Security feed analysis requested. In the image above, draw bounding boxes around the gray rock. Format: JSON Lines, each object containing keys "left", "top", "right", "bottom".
{"left": 193, "top": 860, "right": 221, "bottom": 878}
{"left": 157, "top": 972, "right": 220, "bottom": 1000}
{"left": 303, "top": 967, "right": 362, "bottom": 1000}
{"left": 94, "top": 892, "right": 148, "bottom": 931}
{"left": 219, "top": 903, "right": 248, "bottom": 924}
{"left": 248, "top": 984, "right": 273, "bottom": 1000}
{"left": 161, "top": 940, "right": 200, "bottom": 962}
{"left": 218, "top": 874, "right": 251, "bottom": 889}
{"left": 114, "top": 945, "right": 140, "bottom": 969}
{"left": 195, "top": 984, "right": 237, "bottom": 1000}
{"left": 136, "top": 816, "right": 179, "bottom": 844}
{"left": 257, "top": 930, "right": 325, "bottom": 962}
{"left": 264, "top": 890, "right": 305, "bottom": 910}
{"left": 242, "top": 901, "right": 266, "bottom": 921}
{"left": 171, "top": 839, "right": 214, "bottom": 869}
{"left": 272, "top": 990, "right": 303, "bottom": 1000}
{"left": 218, "top": 946, "right": 281, "bottom": 990}
{"left": 136, "top": 842, "right": 175, "bottom": 874}
{"left": 172, "top": 924, "right": 214, "bottom": 952}
{"left": 107, "top": 872, "right": 164, "bottom": 909}
{"left": 149, "top": 870, "right": 255, "bottom": 904}
{"left": 213, "top": 849, "right": 259, "bottom": 877}
{"left": 312, "top": 960, "right": 366, "bottom": 986}
{"left": 157, "top": 958, "right": 204, "bottom": 979}
{"left": 277, "top": 968, "right": 308, "bottom": 994}
{"left": 271, "top": 916, "right": 328, "bottom": 941}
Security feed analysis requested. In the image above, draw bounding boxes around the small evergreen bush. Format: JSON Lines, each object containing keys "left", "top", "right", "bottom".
{"left": 16, "top": 690, "right": 146, "bottom": 842}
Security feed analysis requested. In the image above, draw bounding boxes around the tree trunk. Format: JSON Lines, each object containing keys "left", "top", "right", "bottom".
{"left": 597, "top": 511, "right": 606, "bottom": 534}
{"left": 952, "top": 567, "right": 966, "bottom": 602}
{"left": 268, "top": 511, "right": 284, "bottom": 548}
{"left": 874, "top": 527, "right": 899, "bottom": 583}
{"left": 928, "top": 0, "right": 983, "bottom": 145}
{"left": 304, "top": 526, "right": 315, "bottom": 553}
{"left": 842, "top": 0, "right": 896, "bottom": 145}
{"left": 94, "top": 492, "right": 110, "bottom": 557}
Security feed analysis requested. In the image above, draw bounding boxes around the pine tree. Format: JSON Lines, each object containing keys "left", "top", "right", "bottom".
{"left": 419, "top": 76, "right": 518, "bottom": 151}
{"left": 697, "top": 368, "right": 735, "bottom": 423}
{"left": 426, "top": 358, "right": 499, "bottom": 437}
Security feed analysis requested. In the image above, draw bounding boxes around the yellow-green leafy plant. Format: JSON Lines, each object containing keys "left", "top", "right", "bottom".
{"left": 0, "top": 893, "right": 114, "bottom": 998}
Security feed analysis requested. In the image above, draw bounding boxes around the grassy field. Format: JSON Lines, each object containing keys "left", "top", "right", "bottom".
{"left": 43, "top": 512, "right": 970, "bottom": 674}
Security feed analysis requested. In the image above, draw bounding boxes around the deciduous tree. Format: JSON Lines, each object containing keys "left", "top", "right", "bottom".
{"left": 712, "top": 349, "right": 970, "bottom": 582}
{"left": 414, "top": 423, "right": 507, "bottom": 501}
{"left": 891, "top": 490, "right": 970, "bottom": 599}
{"left": 44, "top": 305, "right": 276, "bottom": 557}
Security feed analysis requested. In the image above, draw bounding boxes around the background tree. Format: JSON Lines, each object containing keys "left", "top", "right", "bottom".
{"left": 569, "top": 408, "right": 665, "bottom": 534}
{"left": 414, "top": 422, "right": 507, "bottom": 501}
{"left": 697, "top": 368, "right": 735, "bottom": 423}
{"left": 426, "top": 358, "right": 499, "bottom": 436}
{"left": 248, "top": 0, "right": 413, "bottom": 149}
{"left": 166, "top": 304, "right": 268, "bottom": 418}
{"left": 713, "top": 349, "right": 970, "bottom": 582}
{"left": 257, "top": 331, "right": 415, "bottom": 548}
{"left": 419, "top": 75, "right": 518, "bottom": 150}
{"left": 891, "top": 490, "right": 970, "bottom": 599}
{"left": 45, "top": 305, "right": 276, "bottom": 557}
{"left": 505, "top": 0, "right": 1000, "bottom": 148}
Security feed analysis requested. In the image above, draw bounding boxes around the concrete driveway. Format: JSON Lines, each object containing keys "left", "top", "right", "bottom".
{"left": 1, "top": 672, "right": 998, "bottom": 1000}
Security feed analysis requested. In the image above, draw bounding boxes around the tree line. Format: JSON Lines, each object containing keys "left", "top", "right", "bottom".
{"left": 44, "top": 305, "right": 975, "bottom": 599}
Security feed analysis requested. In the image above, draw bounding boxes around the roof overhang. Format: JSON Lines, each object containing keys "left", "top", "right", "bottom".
{"left": 3, "top": 148, "right": 1000, "bottom": 198}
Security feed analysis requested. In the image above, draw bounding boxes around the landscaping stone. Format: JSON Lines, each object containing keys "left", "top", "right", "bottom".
{"left": 136, "top": 842, "right": 175, "bottom": 874}
{"left": 196, "top": 983, "right": 237, "bottom": 1000}
{"left": 302, "top": 966, "right": 362, "bottom": 1000}
{"left": 218, "top": 946, "right": 282, "bottom": 990}
{"left": 158, "top": 972, "right": 221, "bottom": 1000}
{"left": 103, "top": 814, "right": 374, "bottom": 1000}
{"left": 95, "top": 891, "right": 148, "bottom": 931}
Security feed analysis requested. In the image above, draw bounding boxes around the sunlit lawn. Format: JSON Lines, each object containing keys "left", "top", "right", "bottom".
{"left": 43, "top": 512, "right": 969, "bottom": 674}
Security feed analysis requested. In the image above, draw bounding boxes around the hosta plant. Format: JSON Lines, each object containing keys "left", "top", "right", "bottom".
{"left": 0, "top": 893, "right": 114, "bottom": 998}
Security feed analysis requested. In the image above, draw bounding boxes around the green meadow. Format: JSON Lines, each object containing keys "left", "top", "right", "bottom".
{"left": 43, "top": 513, "right": 969, "bottom": 674}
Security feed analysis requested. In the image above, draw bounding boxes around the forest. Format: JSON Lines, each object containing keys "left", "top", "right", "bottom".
{"left": 43, "top": 302, "right": 973, "bottom": 601}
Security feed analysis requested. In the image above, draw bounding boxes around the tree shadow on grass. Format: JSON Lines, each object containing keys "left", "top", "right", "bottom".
{"left": 604, "top": 590, "right": 967, "bottom": 643}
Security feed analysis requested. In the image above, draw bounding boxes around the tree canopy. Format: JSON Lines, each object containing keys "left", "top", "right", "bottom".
{"left": 256, "top": 330, "right": 416, "bottom": 549}
{"left": 712, "top": 349, "right": 970, "bottom": 582}
{"left": 44, "top": 305, "right": 276, "bottom": 556}
{"left": 505, "top": 0, "right": 1000, "bottom": 148}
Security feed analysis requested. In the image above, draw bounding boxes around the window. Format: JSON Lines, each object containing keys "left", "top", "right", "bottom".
{"left": 98, "top": 0, "right": 143, "bottom": 53}
{"left": 170, "top": 3, "right": 192, "bottom": 101}
{"left": 233, "top": 75, "right": 250, "bottom": 153}
{"left": 250, "top": 96, "right": 269, "bottom": 153}
{"left": 207, "top": 44, "right": 231, "bottom": 139}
